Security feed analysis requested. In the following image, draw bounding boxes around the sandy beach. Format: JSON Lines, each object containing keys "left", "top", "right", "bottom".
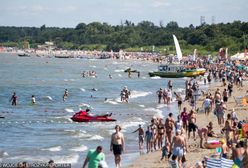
{"left": 126, "top": 79, "right": 248, "bottom": 168}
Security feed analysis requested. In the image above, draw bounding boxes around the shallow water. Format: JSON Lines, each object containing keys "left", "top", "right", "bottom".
{"left": 0, "top": 53, "right": 187, "bottom": 167}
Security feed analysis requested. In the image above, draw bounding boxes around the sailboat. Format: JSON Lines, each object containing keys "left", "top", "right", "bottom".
{"left": 148, "top": 35, "right": 206, "bottom": 78}
{"left": 173, "top": 34, "right": 182, "bottom": 62}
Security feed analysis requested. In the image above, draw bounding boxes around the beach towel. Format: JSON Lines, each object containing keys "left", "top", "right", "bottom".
{"left": 206, "top": 157, "right": 234, "bottom": 168}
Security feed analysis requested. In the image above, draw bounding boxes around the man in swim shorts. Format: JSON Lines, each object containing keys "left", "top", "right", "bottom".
{"left": 171, "top": 130, "right": 186, "bottom": 168}
{"left": 132, "top": 124, "right": 145, "bottom": 150}
{"left": 110, "top": 125, "right": 125, "bottom": 168}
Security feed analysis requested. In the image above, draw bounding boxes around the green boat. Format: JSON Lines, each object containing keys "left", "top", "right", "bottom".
{"left": 149, "top": 64, "right": 205, "bottom": 78}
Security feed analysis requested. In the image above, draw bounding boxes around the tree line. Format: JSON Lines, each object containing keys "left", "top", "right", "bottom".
{"left": 0, "top": 20, "right": 247, "bottom": 55}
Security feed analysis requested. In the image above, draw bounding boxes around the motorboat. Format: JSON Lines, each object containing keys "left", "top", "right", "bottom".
{"left": 149, "top": 64, "right": 206, "bottom": 78}
{"left": 71, "top": 110, "right": 116, "bottom": 122}
{"left": 17, "top": 52, "right": 30, "bottom": 57}
{"left": 148, "top": 34, "right": 206, "bottom": 78}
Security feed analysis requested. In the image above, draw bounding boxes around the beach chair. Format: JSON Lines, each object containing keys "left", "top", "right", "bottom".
{"left": 206, "top": 158, "right": 221, "bottom": 168}
{"left": 206, "top": 157, "right": 234, "bottom": 168}
{"left": 169, "top": 160, "right": 179, "bottom": 168}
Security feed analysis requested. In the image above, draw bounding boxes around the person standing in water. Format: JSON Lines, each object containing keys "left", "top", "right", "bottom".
{"left": 10, "top": 92, "right": 17, "bottom": 106}
{"left": 63, "top": 89, "right": 68, "bottom": 101}
{"left": 31, "top": 95, "right": 36, "bottom": 105}
{"left": 110, "top": 125, "right": 125, "bottom": 168}
{"left": 168, "top": 80, "right": 173, "bottom": 90}
{"left": 132, "top": 124, "right": 145, "bottom": 150}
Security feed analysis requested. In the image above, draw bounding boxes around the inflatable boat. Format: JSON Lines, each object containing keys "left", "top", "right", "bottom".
{"left": 204, "top": 140, "right": 222, "bottom": 149}
{"left": 71, "top": 110, "right": 116, "bottom": 122}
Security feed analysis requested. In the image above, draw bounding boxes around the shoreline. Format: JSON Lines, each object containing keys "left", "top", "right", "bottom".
{"left": 125, "top": 79, "right": 248, "bottom": 168}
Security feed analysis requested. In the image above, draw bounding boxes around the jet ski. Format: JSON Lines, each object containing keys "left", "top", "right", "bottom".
{"left": 71, "top": 110, "right": 116, "bottom": 122}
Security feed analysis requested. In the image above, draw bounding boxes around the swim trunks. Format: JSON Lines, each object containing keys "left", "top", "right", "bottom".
{"left": 113, "top": 144, "right": 122, "bottom": 155}
{"left": 172, "top": 146, "right": 184, "bottom": 157}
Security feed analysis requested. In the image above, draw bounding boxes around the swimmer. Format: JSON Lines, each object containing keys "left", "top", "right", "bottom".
{"left": 10, "top": 92, "right": 17, "bottom": 106}
{"left": 31, "top": 95, "right": 36, "bottom": 105}
{"left": 92, "top": 88, "right": 98, "bottom": 91}
{"left": 63, "top": 89, "right": 68, "bottom": 101}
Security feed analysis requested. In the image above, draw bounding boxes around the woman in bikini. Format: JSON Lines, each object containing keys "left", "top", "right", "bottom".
{"left": 157, "top": 119, "right": 165, "bottom": 150}
{"left": 110, "top": 125, "right": 125, "bottom": 168}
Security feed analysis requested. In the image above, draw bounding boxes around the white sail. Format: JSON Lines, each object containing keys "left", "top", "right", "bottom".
{"left": 173, "top": 34, "right": 182, "bottom": 62}
{"left": 192, "top": 49, "right": 197, "bottom": 61}
{"left": 225, "top": 48, "right": 228, "bottom": 59}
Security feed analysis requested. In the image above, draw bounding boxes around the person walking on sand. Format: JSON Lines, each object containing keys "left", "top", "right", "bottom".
{"left": 202, "top": 96, "right": 212, "bottom": 116}
{"left": 157, "top": 118, "right": 165, "bottom": 150}
{"left": 82, "top": 146, "right": 106, "bottom": 168}
{"left": 132, "top": 124, "right": 145, "bottom": 150}
{"left": 10, "top": 92, "right": 17, "bottom": 106}
{"left": 188, "top": 110, "right": 197, "bottom": 140}
{"left": 165, "top": 113, "right": 175, "bottom": 144}
{"left": 223, "top": 88, "right": 228, "bottom": 103}
{"left": 215, "top": 101, "right": 226, "bottom": 126}
{"left": 170, "top": 130, "right": 186, "bottom": 168}
{"left": 145, "top": 126, "right": 153, "bottom": 153}
{"left": 181, "top": 107, "right": 189, "bottom": 133}
{"left": 110, "top": 125, "right": 125, "bottom": 168}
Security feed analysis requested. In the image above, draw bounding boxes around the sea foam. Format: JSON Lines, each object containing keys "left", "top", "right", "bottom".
{"left": 64, "top": 108, "right": 74, "bottom": 113}
{"left": 80, "top": 88, "right": 86, "bottom": 92}
{"left": 87, "top": 135, "right": 104, "bottom": 141}
{"left": 104, "top": 99, "right": 118, "bottom": 105}
{"left": 69, "top": 145, "right": 88, "bottom": 152}
{"left": 130, "top": 91, "right": 152, "bottom": 99}
{"left": 41, "top": 146, "right": 62, "bottom": 152}
{"left": 150, "top": 76, "right": 161, "bottom": 79}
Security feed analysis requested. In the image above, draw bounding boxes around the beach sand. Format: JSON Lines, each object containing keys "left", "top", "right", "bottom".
{"left": 126, "top": 80, "right": 248, "bottom": 168}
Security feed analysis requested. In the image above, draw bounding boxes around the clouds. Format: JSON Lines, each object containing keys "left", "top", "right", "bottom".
{"left": 152, "top": 0, "right": 171, "bottom": 8}
{"left": 0, "top": 0, "right": 247, "bottom": 28}
{"left": 6, "top": 4, "right": 78, "bottom": 15}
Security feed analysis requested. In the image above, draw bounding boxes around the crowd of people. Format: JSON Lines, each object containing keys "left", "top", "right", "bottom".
{"left": 129, "top": 58, "right": 248, "bottom": 168}
{"left": 6, "top": 56, "right": 248, "bottom": 168}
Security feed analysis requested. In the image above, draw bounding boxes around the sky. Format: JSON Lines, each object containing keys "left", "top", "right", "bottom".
{"left": 0, "top": 0, "right": 247, "bottom": 28}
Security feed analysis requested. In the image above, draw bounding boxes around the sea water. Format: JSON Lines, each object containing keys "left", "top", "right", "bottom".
{"left": 0, "top": 53, "right": 187, "bottom": 167}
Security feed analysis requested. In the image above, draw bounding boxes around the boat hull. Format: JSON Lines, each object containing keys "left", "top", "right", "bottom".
{"left": 149, "top": 69, "right": 206, "bottom": 78}
{"left": 149, "top": 71, "right": 184, "bottom": 78}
